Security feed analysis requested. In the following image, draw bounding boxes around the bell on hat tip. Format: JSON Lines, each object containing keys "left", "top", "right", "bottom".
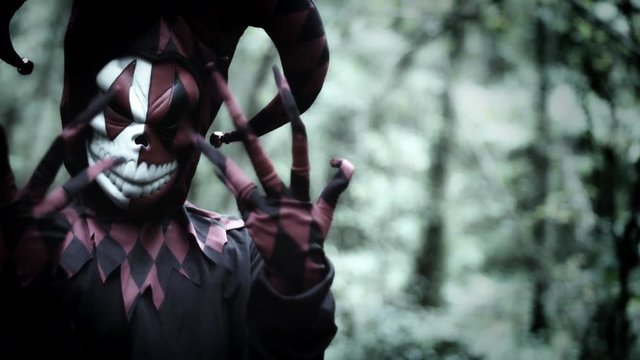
{"left": 17, "top": 57, "right": 33, "bottom": 75}
{"left": 209, "top": 131, "right": 225, "bottom": 148}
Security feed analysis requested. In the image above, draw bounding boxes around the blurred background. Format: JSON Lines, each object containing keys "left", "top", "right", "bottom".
{"left": 3, "top": 0, "right": 640, "bottom": 359}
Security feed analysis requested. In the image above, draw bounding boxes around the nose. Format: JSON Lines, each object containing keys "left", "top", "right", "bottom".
{"left": 134, "top": 134, "right": 149, "bottom": 148}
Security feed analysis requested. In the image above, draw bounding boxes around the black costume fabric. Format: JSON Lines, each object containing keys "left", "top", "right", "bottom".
{"left": 2, "top": 201, "right": 337, "bottom": 360}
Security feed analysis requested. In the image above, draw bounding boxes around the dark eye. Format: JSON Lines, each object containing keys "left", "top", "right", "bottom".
{"left": 154, "top": 117, "right": 180, "bottom": 148}
{"left": 104, "top": 105, "right": 134, "bottom": 127}
{"left": 105, "top": 86, "right": 134, "bottom": 121}
{"left": 153, "top": 77, "right": 189, "bottom": 146}
{"left": 159, "top": 116, "right": 179, "bottom": 130}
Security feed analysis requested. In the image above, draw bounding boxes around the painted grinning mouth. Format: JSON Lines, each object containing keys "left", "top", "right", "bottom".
{"left": 106, "top": 160, "right": 177, "bottom": 197}
{"left": 88, "top": 141, "right": 177, "bottom": 198}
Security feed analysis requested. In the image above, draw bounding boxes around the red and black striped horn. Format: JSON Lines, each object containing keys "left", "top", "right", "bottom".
{"left": 208, "top": 0, "right": 329, "bottom": 147}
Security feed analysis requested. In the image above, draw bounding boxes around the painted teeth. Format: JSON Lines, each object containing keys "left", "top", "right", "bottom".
{"left": 110, "top": 160, "right": 177, "bottom": 184}
{"left": 88, "top": 136, "right": 178, "bottom": 198}
{"left": 106, "top": 169, "right": 173, "bottom": 198}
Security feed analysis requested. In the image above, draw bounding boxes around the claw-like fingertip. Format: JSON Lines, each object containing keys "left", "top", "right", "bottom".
{"left": 274, "top": 68, "right": 301, "bottom": 126}
{"left": 330, "top": 158, "right": 355, "bottom": 178}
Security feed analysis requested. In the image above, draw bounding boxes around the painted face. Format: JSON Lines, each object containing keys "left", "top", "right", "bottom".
{"left": 87, "top": 57, "right": 200, "bottom": 210}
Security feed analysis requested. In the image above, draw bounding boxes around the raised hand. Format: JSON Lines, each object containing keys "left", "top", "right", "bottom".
{"left": 194, "top": 67, "right": 354, "bottom": 294}
{"left": 0, "top": 92, "right": 122, "bottom": 284}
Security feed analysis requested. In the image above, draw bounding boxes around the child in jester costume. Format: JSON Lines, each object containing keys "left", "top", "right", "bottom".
{"left": 0, "top": 1, "right": 354, "bottom": 359}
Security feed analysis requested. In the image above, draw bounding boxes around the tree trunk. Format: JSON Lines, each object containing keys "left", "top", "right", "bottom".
{"left": 409, "top": 0, "right": 464, "bottom": 308}
{"left": 529, "top": 2, "right": 551, "bottom": 335}
{"left": 412, "top": 79, "right": 456, "bottom": 307}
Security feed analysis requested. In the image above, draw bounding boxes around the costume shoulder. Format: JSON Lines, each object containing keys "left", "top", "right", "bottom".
{"left": 184, "top": 201, "right": 245, "bottom": 231}
{"left": 183, "top": 201, "right": 247, "bottom": 263}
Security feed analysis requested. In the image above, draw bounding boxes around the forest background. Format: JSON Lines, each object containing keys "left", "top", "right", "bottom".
{"left": 2, "top": 0, "right": 640, "bottom": 359}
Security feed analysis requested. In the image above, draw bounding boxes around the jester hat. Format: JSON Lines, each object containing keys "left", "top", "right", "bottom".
{"left": 1, "top": 0, "right": 330, "bottom": 175}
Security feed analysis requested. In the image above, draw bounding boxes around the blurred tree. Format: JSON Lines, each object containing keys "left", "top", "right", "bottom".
{"left": 529, "top": 0, "right": 552, "bottom": 336}
{"left": 408, "top": 0, "right": 468, "bottom": 308}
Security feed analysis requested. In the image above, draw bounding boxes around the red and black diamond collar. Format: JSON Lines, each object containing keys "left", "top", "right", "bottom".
{"left": 59, "top": 201, "right": 244, "bottom": 318}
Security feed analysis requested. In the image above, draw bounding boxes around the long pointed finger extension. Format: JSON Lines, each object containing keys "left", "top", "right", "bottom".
{"left": 211, "top": 72, "right": 251, "bottom": 133}
{"left": 211, "top": 71, "right": 283, "bottom": 196}
{"left": 33, "top": 157, "right": 125, "bottom": 217}
{"left": 24, "top": 91, "right": 114, "bottom": 201}
{"left": 65, "top": 90, "right": 115, "bottom": 136}
{"left": 274, "top": 66, "right": 310, "bottom": 201}
{"left": 193, "top": 133, "right": 256, "bottom": 203}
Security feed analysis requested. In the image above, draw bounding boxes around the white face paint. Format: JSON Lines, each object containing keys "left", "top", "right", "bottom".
{"left": 87, "top": 57, "right": 178, "bottom": 209}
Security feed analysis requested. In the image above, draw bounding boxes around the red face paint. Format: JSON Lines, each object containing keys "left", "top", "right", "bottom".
{"left": 87, "top": 57, "right": 200, "bottom": 211}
